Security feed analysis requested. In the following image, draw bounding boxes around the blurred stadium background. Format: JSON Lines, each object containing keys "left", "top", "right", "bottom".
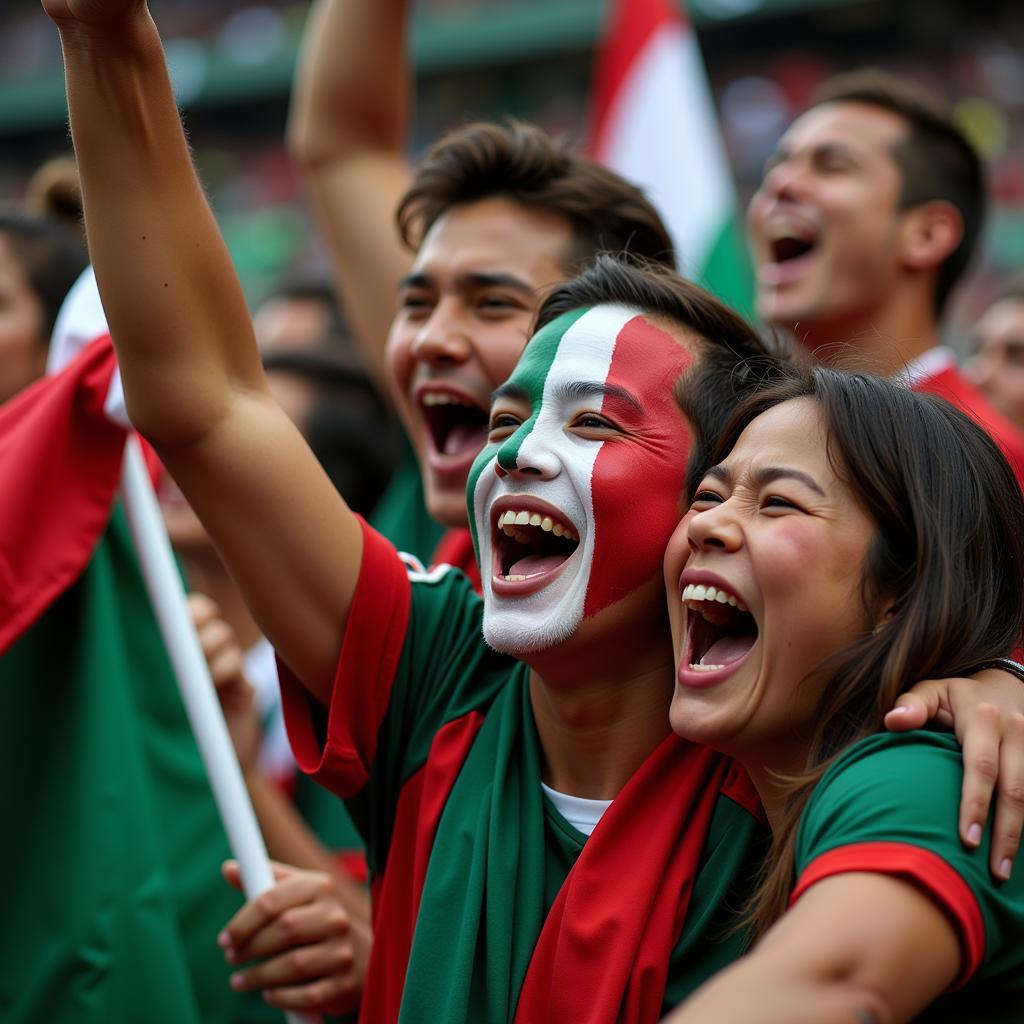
{"left": 2, "top": 0, "right": 1022, "bottom": 344}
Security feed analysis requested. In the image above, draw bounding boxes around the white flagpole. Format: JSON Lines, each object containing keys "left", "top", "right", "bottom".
{"left": 120, "top": 436, "right": 321, "bottom": 1024}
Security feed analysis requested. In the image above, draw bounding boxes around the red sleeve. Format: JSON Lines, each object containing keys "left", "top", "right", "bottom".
{"left": 278, "top": 517, "right": 412, "bottom": 797}
{"left": 791, "top": 841, "right": 986, "bottom": 988}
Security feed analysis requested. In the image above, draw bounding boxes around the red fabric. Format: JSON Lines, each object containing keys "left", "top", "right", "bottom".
{"left": 914, "top": 364, "right": 1024, "bottom": 492}
{"left": 431, "top": 527, "right": 481, "bottom": 594}
{"left": 514, "top": 739, "right": 731, "bottom": 1024}
{"left": 792, "top": 840, "right": 985, "bottom": 988}
{"left": 0, "top": 334, "right": 125, "bottom": 654}
{"left": 590, "top": 0, "right": 687, "bottom": 157}
{"left": 279, "top": 518, "right": 411, "bottom": 795}
{"left": 360, "top": 711, "right": 485, "bottom": 1024}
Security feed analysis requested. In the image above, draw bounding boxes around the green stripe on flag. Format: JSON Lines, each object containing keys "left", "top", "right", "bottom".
{"left": 0, "top": 505, "right": 242, "bottom": 1023}
{"left": 697, "top": 213, "right": 756, "bottom": 319}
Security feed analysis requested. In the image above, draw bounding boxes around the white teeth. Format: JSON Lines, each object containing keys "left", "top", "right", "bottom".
{"left": 681, "top": 582, "right": 747, "bottom": 612}
{"left": 421, "top": 391, "right": 474, "bottom": 407}
{"left": 505, "top": 574, "right": 527, "bottom": 582}
{"left": 493, "top": 509, "right": 579, "bottom": 544}
{"left": 688, "top": 662, "right": 725, "bottom": 672}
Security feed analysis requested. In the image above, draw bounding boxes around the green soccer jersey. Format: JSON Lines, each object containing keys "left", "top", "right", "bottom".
{"left": 280, "top": 520, "right": 766, "bottom": 1024}
{"left": 795, "top": 729, "right": 1024, "bottom": 1021}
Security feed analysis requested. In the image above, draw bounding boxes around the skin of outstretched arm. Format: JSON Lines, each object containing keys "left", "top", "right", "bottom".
{"left": 287, "top": 0, "right": 414, "bottom": 392}
{"left": 890, "top": 668, "right": 1024, "bottom": 877}
{"left": 667, "top": 873, "right": 960, "bottom": 1024}
{"left": 47, "top": 1, "right": 360, "bottom": 702}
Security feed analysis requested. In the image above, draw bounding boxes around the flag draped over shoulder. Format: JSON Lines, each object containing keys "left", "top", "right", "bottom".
{"left": 590, "top": 0, "right": 755, "bottom": 314}
{"left": 0, "top": 269, "right": 241, "bottom": 1022}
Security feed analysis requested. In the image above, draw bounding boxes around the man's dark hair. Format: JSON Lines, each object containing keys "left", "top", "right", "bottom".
{"left": 536, "top": 254, "right": 789, "bottom": 493}
{"left": 808, "top": 69, "right": 986, "bottom": 314}
{"left": 397, "top": 120, "right": 676, "bottom": 272}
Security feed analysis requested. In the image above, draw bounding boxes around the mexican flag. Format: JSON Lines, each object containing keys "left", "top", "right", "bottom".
{"left": 590, "top": 0, "right": 755, "bottom": 315}
{"left": 0, "top": 272, "right": 241, "bottom": 1022}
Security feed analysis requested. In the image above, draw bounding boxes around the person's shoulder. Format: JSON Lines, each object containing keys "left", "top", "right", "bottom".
{"left": 916, "top": 364, "right": 1024, "bottom": 474}
{"left": 800, "top": 729, "right": 963, "bottom": 852}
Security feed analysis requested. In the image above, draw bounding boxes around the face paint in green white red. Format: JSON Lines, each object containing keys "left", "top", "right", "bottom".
{"left": 469, "top": 304, "right": 694, "bottom": 655}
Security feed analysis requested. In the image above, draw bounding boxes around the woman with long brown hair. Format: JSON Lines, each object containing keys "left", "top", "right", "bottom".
{"left": 666, "top": 367, "right": 1024, "bottom": 1022}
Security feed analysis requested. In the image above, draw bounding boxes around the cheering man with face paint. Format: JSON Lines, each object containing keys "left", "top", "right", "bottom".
{"left": 274, "top": 258, "right": 775, "bottom": 1023}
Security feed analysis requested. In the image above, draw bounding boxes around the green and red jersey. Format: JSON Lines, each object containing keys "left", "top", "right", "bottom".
{"left": 280, "top": 519, "right": 766, "bottom": 1023}
{"left": 794, "top": 729, "right": 1024, "bottom": 1019}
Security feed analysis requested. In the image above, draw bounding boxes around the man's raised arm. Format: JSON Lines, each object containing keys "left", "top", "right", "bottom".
{"left": 45, "top": 0, "right": 361, "bottom": 702}
{"left": 287, "top": 0, "right": 413, "bottom": 390}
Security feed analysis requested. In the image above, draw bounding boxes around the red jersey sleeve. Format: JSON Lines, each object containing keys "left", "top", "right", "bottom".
{"left": 278, "top": 517, "right": 411, "bottom": 798}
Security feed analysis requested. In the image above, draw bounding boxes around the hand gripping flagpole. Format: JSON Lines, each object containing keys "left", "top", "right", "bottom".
{"left": 120, "top": 436, "right": 321, "bottom": 1024}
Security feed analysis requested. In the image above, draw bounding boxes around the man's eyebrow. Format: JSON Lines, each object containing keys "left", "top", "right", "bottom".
{"left": 554, "top": 380, "right": 644, "bottom": 413}
{"left": 491, "top": 381, "right": 530, "bottom": 405}
{"left": 398, "top": 270, "right": 430, "bottom": 291}
{"left": 461, "top": 271, "right": 535, "bottom": 294}
{"left": 705, "top": 463, "right": 826, "bottom": 497}
{"left": 398, "top": 270, "right": 537, "bottom": 294}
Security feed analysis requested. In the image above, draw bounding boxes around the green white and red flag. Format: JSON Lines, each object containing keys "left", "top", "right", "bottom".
{"left": 590, "top": 0, "right": 755, "bottom": 313}
{"left": 0, "top": 269, "right": 242, "bottom": 1022}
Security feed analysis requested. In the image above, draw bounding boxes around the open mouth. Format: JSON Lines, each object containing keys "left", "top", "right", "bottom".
{"left": 419, "top": 389, "right": 489, "bottom": 461}
{"left": 492, "top": 505, "right": 579, "bottom": 585}
{"left": 682, "top": 582, "right": 758, "bottom": 673}
{"left": 769, "top": 234, "right": 816, "bottom": 264}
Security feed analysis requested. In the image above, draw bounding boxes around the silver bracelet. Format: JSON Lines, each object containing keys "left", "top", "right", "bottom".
{"left": 970, "top": 658, "right": 1024, "bottom": 684}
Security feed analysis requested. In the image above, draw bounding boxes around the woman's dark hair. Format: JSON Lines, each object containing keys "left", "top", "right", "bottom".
{"left": 685, "top": 365, "right": 1024, "bottom": 939}
{"left": 0, "top": 212, "right": 87, "bottom": 345}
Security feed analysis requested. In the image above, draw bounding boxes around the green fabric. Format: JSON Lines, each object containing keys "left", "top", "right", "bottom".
{"left": 797, "top": 729, "right": 1024, "bottom": 1020}
{"left": 370, "top": 439, "right": 446, "bottom": 564}
{"left": 697, "top": 213, "right": 756, "bottom": 319}
{"left": 0, "top": 506, "right": 242, "bottom": 1023}
{"left": 352, "top": 564, "right": 764, "bottom": 1020}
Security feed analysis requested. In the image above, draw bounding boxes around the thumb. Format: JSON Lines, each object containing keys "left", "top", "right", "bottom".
{"left": 884, "top": 692, "right": 931, "bottom": 732}
{"left": 220, "top": 858, "right": 296, "bottom": 892}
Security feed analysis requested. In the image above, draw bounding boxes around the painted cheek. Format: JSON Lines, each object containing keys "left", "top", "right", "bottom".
{"left": 584, "top": 318, "right": 693, "bottom": 617}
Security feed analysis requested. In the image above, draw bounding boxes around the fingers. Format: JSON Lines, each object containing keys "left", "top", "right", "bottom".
{"left": 230, "top": 938, "right": 356, "bottom": 994}
{"left": 219, "top": 869, "right": 343, "bottom": 959}
{"left": 262, "top": 971, "right": 361, "bottom": 1015}
{"left": 956, "top": 702, "right": 1000, "bottom": 855}
{"left": 989, "top": 712, "right": 1024, "bottom": 880}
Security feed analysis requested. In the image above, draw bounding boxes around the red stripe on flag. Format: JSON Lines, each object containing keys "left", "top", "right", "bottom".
{"left": 584, "top": 316, "right": 692, "bottom": 618}
{"left": 591, "top": 0, "right": 688, "bottom": 156}
{"left": 0, "top": 334, "right": 125, "bottom": 653}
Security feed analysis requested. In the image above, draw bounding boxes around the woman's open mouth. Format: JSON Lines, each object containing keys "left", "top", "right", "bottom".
{"left": 490, "top": 500, "right": 580, "bottom": 596}
{"left": 678, "top": 581, "right": 758, "bottom": 687}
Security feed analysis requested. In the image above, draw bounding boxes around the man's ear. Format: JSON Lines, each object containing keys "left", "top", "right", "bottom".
{"left": 898, "top": 200, "right": 963, "bottom": 272}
